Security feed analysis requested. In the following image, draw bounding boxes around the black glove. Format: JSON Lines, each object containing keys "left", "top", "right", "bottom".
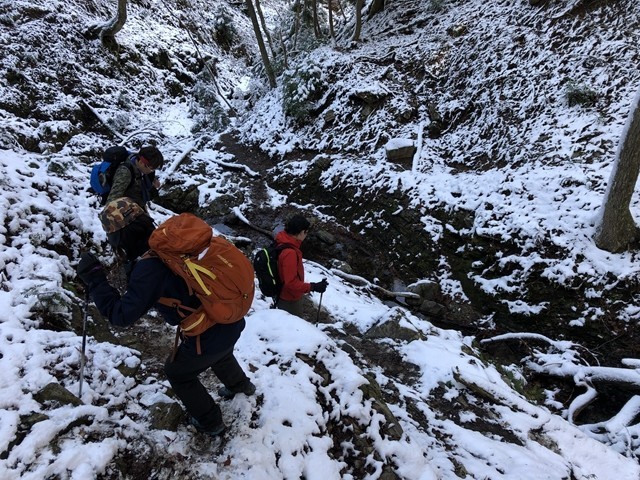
{"left": 76, "top": 252, "right": 106, "bottom": 287}
{"left": 310, "top": 279, "right": 328, "bottom": 293}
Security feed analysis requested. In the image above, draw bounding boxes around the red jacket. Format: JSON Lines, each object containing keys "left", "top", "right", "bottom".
{"left": 275, "top": 230, "right": 311, "bottom": 301}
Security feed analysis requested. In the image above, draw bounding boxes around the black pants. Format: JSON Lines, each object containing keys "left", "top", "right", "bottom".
{"left": 164, "top": 344, "right": 249, "bottom": 430}
{"left": 107, "top": 214, "right": 155, "bottom": 262}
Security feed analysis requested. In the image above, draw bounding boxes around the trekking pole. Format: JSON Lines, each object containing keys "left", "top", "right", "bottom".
{"left": 78, "top": 291, "right": 89, "bottom": 398}
{"left": 316, "top": 292, "right": 323, "bottom": 324}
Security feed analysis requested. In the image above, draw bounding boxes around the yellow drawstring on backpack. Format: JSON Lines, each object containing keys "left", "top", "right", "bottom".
{"left": 184, "top": 258, "right": 217, "bottom": 295}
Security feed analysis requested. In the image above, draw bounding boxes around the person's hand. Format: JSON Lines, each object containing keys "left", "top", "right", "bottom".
{"left": 152, "top": 177, "right": 161, "bottom": 189}
{"left": 76, "top": 252, "right": 105, "bottom": 287}
{"left": 310, "top": 278, "right": 328, "bottom": 293}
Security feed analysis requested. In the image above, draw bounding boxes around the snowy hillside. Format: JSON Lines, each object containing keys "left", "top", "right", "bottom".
{"left": 2, "top": 149, "right": 639, "bottom": 479}
{"left": 1, "top": 0, "right": 640, "bottom": 479}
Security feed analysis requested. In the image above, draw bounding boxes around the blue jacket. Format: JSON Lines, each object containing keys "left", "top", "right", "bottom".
{"left": 88, "top": 257, "right": 245, "bottom": 355}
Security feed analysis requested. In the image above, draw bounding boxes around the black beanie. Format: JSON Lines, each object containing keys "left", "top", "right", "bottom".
{"left": 285, "top": 215, "right": 311, "bottom": 235}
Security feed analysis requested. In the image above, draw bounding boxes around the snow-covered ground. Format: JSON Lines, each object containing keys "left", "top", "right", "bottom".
{"left": 2, "top": 0, "right": 640, "bottom": 478}
{"left": 1, "top": 143, "right": 639, "bottom": 478}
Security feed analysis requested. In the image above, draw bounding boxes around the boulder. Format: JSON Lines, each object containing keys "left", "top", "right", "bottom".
{"left": 149, "top": 402, "right": 184, "bottom": 431}
{"left": 385, "top": 138, "right": 416, "bottom": 168}
{"left": 33, "top": 382, "right": 83, "bottom": 407}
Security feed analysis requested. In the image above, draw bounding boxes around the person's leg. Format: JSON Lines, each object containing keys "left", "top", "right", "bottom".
{"left": 275, "top": 298, "right": 304, "bottom": 317}
{"left": 212, "top": 350, "right": 256, "bottom": 399}
{"left": 211, "top": 349, "right": 251, "bottom": 389}
{"left": 164, "top": 346, "right": 232, "bottom": 431}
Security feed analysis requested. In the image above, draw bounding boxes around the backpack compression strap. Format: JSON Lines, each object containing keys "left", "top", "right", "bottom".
{"left": 157, "top": 296, "right": 197, "bottom": 317}
{"left": 183, "top": 259, "right": 217, "bottom": 295}
{"left": 157, "top": 297, "right": 207, "bottom": 356}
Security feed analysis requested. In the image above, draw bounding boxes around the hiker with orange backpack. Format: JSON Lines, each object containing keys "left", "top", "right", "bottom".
{"left": 275, "top": 214, "right": 328, "bottom": 317}
{"left": 76, "top": 213, "right": 256, "bottom": 437}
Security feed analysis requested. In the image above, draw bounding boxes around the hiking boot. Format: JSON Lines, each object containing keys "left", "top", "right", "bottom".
{"left": 189, "top": 416, "right": 226, "bottom": 437}
{"left": 218, "top": 380, "right": 256, "bottom": 400}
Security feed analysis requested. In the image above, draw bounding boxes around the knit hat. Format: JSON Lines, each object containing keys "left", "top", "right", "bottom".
{"left": 138, "top": 146, "right": 164, "bottom": 169}
{"left": 285, "top": 215, "right": 311, "bottom": 235}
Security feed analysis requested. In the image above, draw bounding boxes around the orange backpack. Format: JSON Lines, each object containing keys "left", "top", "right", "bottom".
{"left": 148, "top": 213, "right": 255, "bottom": 352}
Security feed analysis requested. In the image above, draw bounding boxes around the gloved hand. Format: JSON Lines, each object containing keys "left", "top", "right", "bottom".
{"left": 310, "top": 278, "right": 328, "bottom": 293}
{"left": 76, "top": 252, "right": 105, "bottom": 287}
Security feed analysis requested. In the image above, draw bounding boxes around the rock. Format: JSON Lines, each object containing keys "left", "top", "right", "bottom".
{"left": 352, "top": 89, "right": 389, "bottom": 105}
{"left": 149, "top": 402, "right": 184, "bottom": 431}
{"left": 365, "top": 309, "right": 422, "bottom": 342}
{"left": 20, "top": 412, "right": 49, "bottom": 429}
{"left": 315, "top": 229, "right": 336, "bottom": 245}
{"left": 359, "top": 374, "right": 404, "bottom": 440}
{"left": 384, "top": 138, "right": 416, "bottom": 168}
{"left": 419, "top": 300, "right": 446, "bottom": 318}
{"left": 366, "top": 318, "right": 421, "bottom": 342}
{"left": 323, "top": 109, "right": 335, "bottom": 123}
{"left": 117, "top": 357, "right": 141, "bottom": 377}
{"left": 379, "top": 466, "right": 401, "bottom": 480}
{"left": 330, "top": 259, "right": 353, "bottom": 274}
{"left": 314, "top": 155, "right": 333, "bottom": 170}
{"left": 33, "top": 382, "right": 83, "bottom": 407}
{"left": 196, "top": 192, "right": 245, "bottom": 219}
{"left": 447, "top": 24, "right": 468, "bottom": 37}
{"left": 159, "top": 183, "right": 199, "bottom": 213}
{"left": 407, "top": 280, "right": 441, "bottom": 304}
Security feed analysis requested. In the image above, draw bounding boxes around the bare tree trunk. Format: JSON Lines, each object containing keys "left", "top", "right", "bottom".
{"left": 302, "top": 0, "right": 312, "bottom": 28}
{"left": 278, "top": 27, "right": 289, "bottom": 69}
{"left": 336, "top": 0, "right": 347, "bottom": 21}
{"left": 255, "top": 0, "right": 277, "bottom": 60}
{"left": 594, "top": 87, "right": 640, "bottom": 252}
{"left": 328, "top": 0, "right": 335, "bottom": 40}
{"left": 368, "top": 0, "right": 385, "bottom": 17}
{"left": 351, "top": 0, "right": 364, "bottom": 42}
{"left": 245, "top": 0, "right": 277, "bottom": 88}
{"left": 102, "top": 0, "right": 128, "bottom": 39}
{"left": 86, "top": 0, "right": 128, "bottom": 46}
{"left": 292, "top": 0, "right": 302, "bottom": 50}
{"left": 312, "top": 0, "right": 321, "bottom": 38}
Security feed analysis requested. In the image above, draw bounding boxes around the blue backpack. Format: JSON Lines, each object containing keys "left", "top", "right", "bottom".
{"left": 90, "top": 146, "right": 134, "bottom": 203}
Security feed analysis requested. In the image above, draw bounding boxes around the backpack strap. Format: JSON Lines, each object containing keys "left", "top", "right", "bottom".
{"left": 157, "top": 296, "right": 198, "bottom": 318}
{"left": 158, "top": 297, "right": 207, "bottom": 356}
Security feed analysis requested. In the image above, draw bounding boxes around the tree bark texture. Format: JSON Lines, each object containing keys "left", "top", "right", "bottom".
{"left": 368, "top": 0, "right": 385, "bottom": 17}
{"left": 328, "top": 0, "right": 335, "bottom": 40}
{"left": 594, "top": 88, "right": 640, "bottom": 252}
{"left": 254, "top": 0, "right": 276, "bottom": 59}
{"left": 245, "top": 0, "right": 277, "bottom": 88}
{"left": 312, "top": 0, "right": 320, "bottom": 38}
{"left": 351, "top": 0, "right": 363, "bottom": 42}
{"left": 102, "top": 0, "right": 128, "bottom": 41}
